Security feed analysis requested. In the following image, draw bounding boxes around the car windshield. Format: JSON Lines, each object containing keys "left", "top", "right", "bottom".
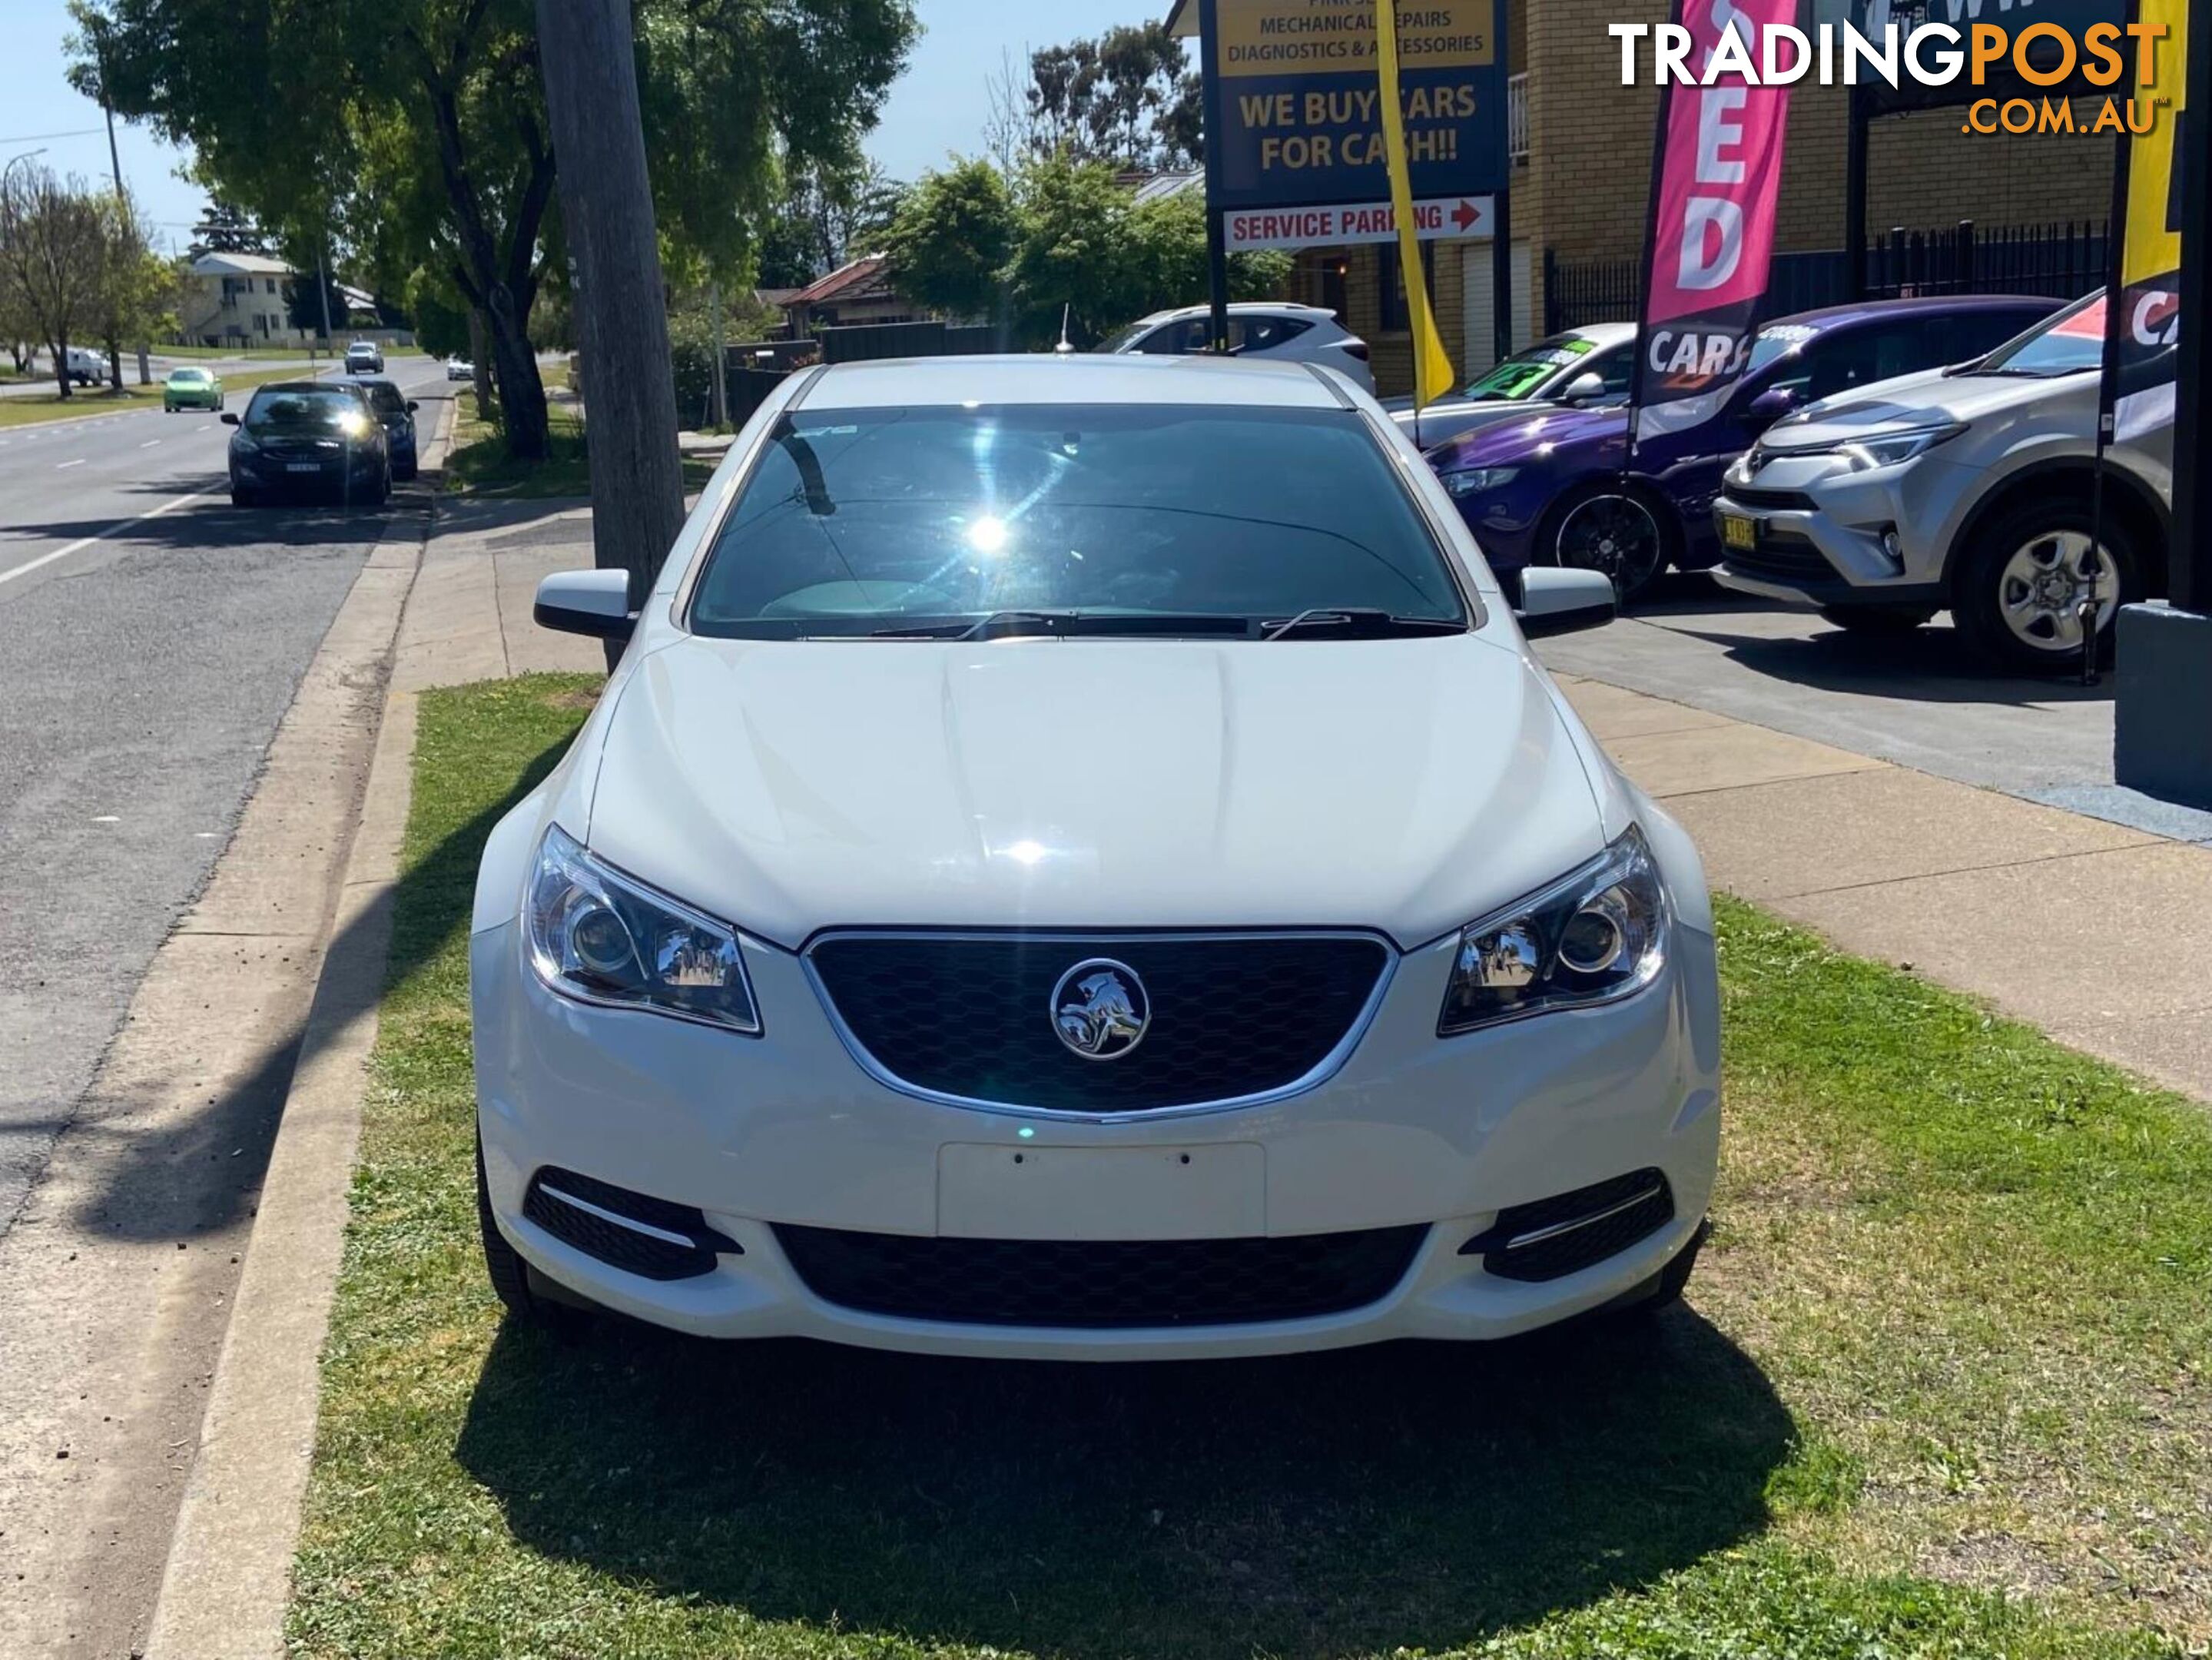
{"left": 246, "top": 388, "right": 366, "bottom": 430}
{"left": 1092, "top": 320, "right": 1156, "bottom": 354}
{"left": 1462, "top": 337, "right": 1594, "bottom": 400}
{"left": 168, "top": 369, "right": 209, "bottom": 383}
{"left": 1972, "top": 292, "right": 2107, "bottom": 377}
{"left": 363, "top": 383, "right": 407, "bottom": 415}
{"left": 1746, "top": 322, "right": 1821, "bottom": 377}
{"left": 688, "top": 403, "right": 1466, "bottom": 639}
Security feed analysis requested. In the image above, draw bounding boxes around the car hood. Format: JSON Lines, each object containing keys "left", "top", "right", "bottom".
{"left": 582, "top": 634, "right": 1607, "bottom": 950}
{"left": 1758, "top": 366, "right": 2098, "bottom": 451}
{"left": 1429, "top": 404, "right": 1627, "bottom": 470}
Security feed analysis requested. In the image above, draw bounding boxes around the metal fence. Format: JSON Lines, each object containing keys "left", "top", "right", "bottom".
{"left": 816, "top": 319, "right": 1011, "bottom": 364}
{"left": 1543, "top": 220, "right": 2110, "bottom": 334}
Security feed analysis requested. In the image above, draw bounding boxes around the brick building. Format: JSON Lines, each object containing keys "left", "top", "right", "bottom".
{"left": 1173, "top": 0, "right": 2117, "bottom": 396}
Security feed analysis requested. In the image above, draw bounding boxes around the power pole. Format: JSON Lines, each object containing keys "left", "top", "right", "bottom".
{"left": 315, "top": 247, "right": 335, "bottom": 359}
{"left": 708, "top": 279, "right": 728, "bottom": 430}
{"left": 536, "top": 0, "right": 686, "bottom": 665}
{"left": 91, "top": 25, "right": 148, "bottom": 387}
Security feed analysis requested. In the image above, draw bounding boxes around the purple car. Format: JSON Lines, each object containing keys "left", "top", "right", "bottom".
{"left": 1427, "top": 296, "right": 2063, "bottom": 600}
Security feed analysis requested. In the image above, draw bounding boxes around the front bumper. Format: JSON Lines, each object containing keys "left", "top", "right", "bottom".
{"left": 231, "top": 450, "right": 384, "bottom": 493}
{"left": 1710, "top": 453, "right": 1965, "bottom": 607}
{"left": 473, "top": 915, "right": 1722, "bottom": 1360}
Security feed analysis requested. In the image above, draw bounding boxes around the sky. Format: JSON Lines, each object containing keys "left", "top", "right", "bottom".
{"left": 8, "top": 0, "right": 1172, "bottom": 254}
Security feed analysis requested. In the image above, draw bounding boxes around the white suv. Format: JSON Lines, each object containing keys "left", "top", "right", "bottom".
{"left": 473, "top": 354, "right": 1718, "bottom": 1360}
{"left": 344, "top": 340, "right": 384, "bottom": 374}
{"left": 1096, "top": 303, "right": 1375, "bottom": 393}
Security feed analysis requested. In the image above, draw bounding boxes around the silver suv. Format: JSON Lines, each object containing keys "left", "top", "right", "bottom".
{"left": 1710, "top": 291, "right": 2171, "bottom": 673}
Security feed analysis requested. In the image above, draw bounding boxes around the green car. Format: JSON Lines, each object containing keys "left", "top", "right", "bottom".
{"left": 163, "top": 366, "right": 224, "bottom": 412}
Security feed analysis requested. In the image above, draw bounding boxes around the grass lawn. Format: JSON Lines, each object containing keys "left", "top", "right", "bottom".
{"left": 0, "top": 364, "right": 320, "bottom": 429}
{"left": 443, "top": 390, "right": 721, "bottom": 498}
{"left": 288, "top": 676, "right": 2210, "bottom": 1660}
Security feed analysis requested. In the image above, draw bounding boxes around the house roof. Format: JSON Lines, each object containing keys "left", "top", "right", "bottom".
{"left": 754, "top": 287, "right": 804, "bottom": 308}
{"left": 786, "top": 254, "right": 890, "bottom": 307}
{"left": 1129, "top": 171, "right": 1202, "bottom": 204}
{"left": 190, "top": 251, "right": 294, "bottom": 277}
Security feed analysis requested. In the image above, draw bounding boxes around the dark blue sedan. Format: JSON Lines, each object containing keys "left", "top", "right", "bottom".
{"left": 1427, "top": 296, "right": 2062, "bottom": 600}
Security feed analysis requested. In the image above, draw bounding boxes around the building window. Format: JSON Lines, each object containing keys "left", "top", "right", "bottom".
{"left": 265, "top": 278, "right": 277, "bottom": 294}
{"left": 1377, "top": 242, "right": 1438, "bottom": 333}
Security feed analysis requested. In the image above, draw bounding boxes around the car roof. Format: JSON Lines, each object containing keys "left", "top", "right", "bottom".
{"left": 1133, "top": 301, "right": 1338, "bottom": 326}
{"left": 798, "top": 353, "right": 1349, "bottom": 411}
{"left": 1557, "top": 322, "right": 1638, "bottom": 348}
{"left": 252, "top": 380, "right": 362, "bottom": 395}
{"left": 1766, "top": 294, "right": 2059, "bottom": 330}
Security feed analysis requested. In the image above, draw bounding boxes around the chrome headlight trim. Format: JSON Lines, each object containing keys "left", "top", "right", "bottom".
{"left": 524, "top": 823, "right": 761, "bottom": 1034}
{"left": 1437, "top": 825, "right": 1670, "bottom": 1038}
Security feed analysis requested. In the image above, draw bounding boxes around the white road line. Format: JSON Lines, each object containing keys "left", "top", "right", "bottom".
{"left": 0, "top": 483, "right": 214, "bottom": 590}
{"left": 141, "top": 439, "right": 161, "bottom": 448}
{"left": 56, "top": 458, "right": 85, "bottom": 469}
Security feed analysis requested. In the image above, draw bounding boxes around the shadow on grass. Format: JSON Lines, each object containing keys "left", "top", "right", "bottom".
{"left": 455, "top": 1304, "right": 1792, "bottom": 1658}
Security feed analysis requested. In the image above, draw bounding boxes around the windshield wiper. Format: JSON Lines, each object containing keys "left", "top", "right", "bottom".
{"left": 1260, "top": 608, "right": 1465, "bottom": 640}
{"left": 861, "top": 610, "right": 1253, "bottom": 641}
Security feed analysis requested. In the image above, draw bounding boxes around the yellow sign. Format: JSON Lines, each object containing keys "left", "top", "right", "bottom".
{"left": 2121, "top": 0, "right": 2183, "bottom": 290}
{"left": 1213, "top": 0, "right": 1496, "bottom": 80}
{"left": 1372, "top": 0, "right": 1456, "bottom": 405}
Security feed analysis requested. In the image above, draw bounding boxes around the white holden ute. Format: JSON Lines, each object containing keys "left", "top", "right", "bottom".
{"left": 470, "top": 353, "right": 1720, "bottom": 1361}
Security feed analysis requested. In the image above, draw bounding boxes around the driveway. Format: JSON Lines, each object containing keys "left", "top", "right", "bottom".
{"left": 1536, "top": 575, "right": 2212, "bottom": 847}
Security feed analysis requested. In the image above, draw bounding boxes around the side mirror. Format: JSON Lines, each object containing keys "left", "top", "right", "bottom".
{"left": 220, "top": 412, "right": 240, "bottom": 426}
{"left": 1515, "top": 566, "right": 1617, "bottom": 639}
{"left": 1560, "top": 371, "right": 1607, "bottom": 404}
{"left": 406, "top": 400, "right": 419, "bottom": 411}
{"left": 533, "top": 568, "right": 635, "bottom": 641}
{"left": 1744, "top": 386, "right": 1796, "bottom": 426}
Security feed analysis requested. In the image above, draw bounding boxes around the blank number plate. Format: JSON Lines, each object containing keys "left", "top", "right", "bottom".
{"left": 937, "top": 1143, "right": 1265, "bottom": 1240}
{"left": 285, "top": 462, "right": 323, "bottom": 473}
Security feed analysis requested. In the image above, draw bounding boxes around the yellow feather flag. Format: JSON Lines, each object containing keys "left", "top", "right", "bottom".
{"left": 1373, "top": 0, "right": 1454, "bottom": 407}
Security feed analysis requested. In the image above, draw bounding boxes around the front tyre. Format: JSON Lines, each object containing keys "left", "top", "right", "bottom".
{"left": 1952, "top": 499, "right": 2139, "bottom": 674}
{"left": 1546, "top": 482, "right": 1673, "bottom": 602}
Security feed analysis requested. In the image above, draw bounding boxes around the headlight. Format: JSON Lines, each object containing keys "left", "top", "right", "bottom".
{"left": 525, "top": 824, "right": 760, "bottom": 1033}
{"left": 1438, "top": 825, "right": 1667, "bottom": 1036}
{"left": 1441, "top": 466, "right": 1518, "bottom": 498}
{"left": 1833, "top": 423, "right": 1965, "bottom": 471}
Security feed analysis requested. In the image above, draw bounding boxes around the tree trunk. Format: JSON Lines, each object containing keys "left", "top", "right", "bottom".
{"left": 105, "top": 331, "right": 123, "bottom": 393}
{"left": 484, "top": 286, "right": 547, "bottom": 458}
{"left": 466, "top": 305, "right": 496, "bottom": 419}
{"left": 51, "top": 336, "right": 71, "bottom": 398}
{"left": 536, "top": 0, "right": 686, "bottom": 619}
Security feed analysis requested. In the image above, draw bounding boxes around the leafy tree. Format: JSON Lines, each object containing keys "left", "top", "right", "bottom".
{"left": 0, "top": 164, "right": 108, "bottom": 396}
{"left": 75, "top": 0, "right": 916, "bottom": 458}
{"left": 187, "top": 199, "right": 268, "bottom": 257}
{"left": 282, "top": 247, "right": 348, "bottom": 337}
{"left": 882, "top": 160, "right": 1015, "bottom": 322}
{"left": 91, "top": 191, "right": 177, "bottom": 384}
{"left": 990, "top": 24, "right": 1202, "bottom": 171}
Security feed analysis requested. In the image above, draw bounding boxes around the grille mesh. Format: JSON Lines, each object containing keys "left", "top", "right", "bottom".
{"left": 522, "top": 1167, "right": 734, "bottom": 1282}
{"left": 808, "top": 934, "right": 1389, "bottom": 1113}
{"left": 1464, "top": 1169, "right": 1675, "bottom": 1283}
{"left": 776, "top": 1224, "right": 1428, "bottom": 1328}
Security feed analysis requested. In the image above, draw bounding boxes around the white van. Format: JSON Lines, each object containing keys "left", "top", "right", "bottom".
{"left": 65, "top": 347, "right": 111, "bottom": 387}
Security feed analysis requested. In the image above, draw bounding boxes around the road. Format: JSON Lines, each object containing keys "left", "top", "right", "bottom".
{"left": 0, "top": 359, "right": 453, "bottom": 1234}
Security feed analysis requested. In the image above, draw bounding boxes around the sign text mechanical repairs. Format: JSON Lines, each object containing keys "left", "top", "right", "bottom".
{"left": 1207, "top": 0, "right": 1508, "bottom": 211}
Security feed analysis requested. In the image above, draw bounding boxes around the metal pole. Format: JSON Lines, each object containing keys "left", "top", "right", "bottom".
{"left": 2174, "top": 86, "right": 2212, "bottom": 611}
{"left": 708, "top": 280, "right": 728, "bottom": 428}
{"left": 1845, "top": 88, "right": 1869, "bottom": 301}
{"left": 314, "top": 248, "right": 334, "bottom": 357}
{"left": 1199, "top": 0, "right": 1230, "bottom": 353}
{"left": 1491, "top": 186, "right": 1513, "bottom": 370}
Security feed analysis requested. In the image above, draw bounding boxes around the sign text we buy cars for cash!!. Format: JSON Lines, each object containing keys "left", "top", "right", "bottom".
{"left": 1207, "top": 0, "right": 1508, "bottom": 210}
